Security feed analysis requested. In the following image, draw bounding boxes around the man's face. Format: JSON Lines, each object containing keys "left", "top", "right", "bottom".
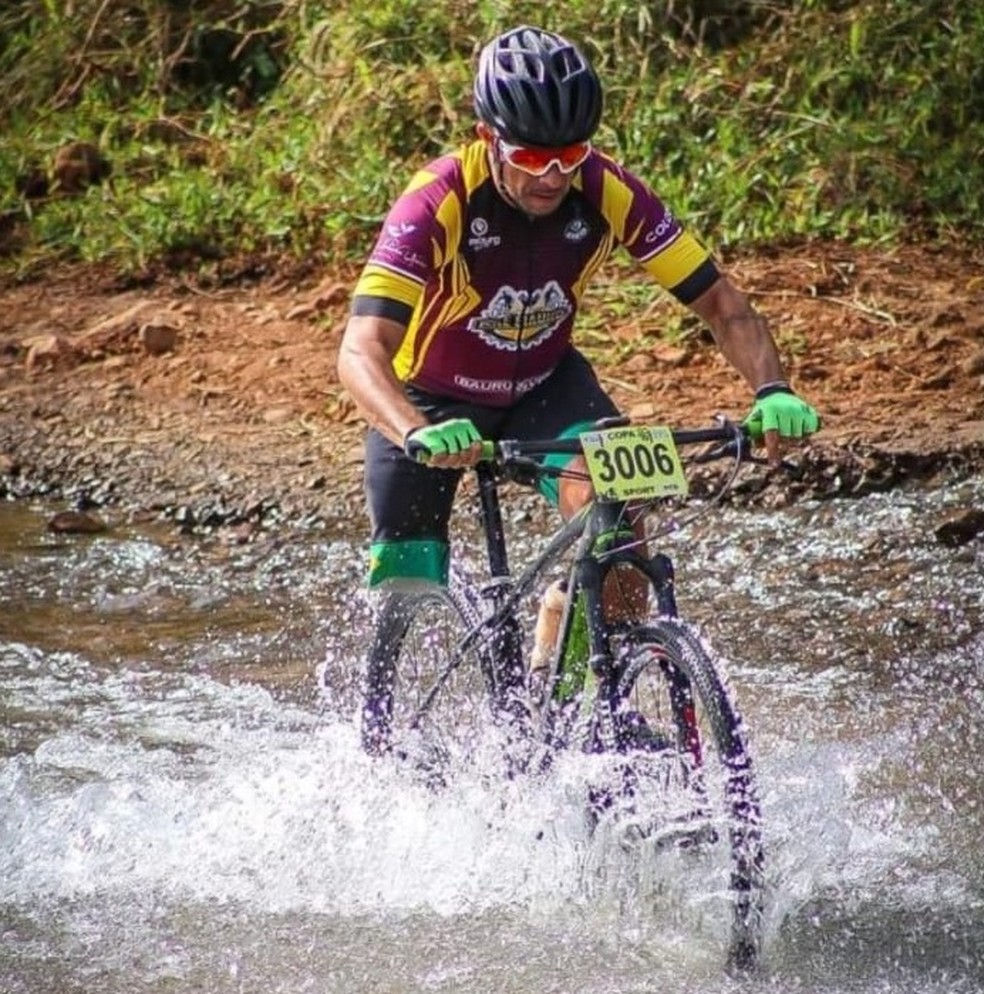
{"left": 477, "top": 124, "right": 589, "bottom": 218}
{"left": 499, "top": 159, "right": 575, "bottom": 217}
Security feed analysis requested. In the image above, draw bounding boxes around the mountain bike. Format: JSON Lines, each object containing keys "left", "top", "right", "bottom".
{"left": 360, "top": 415, "right": 765, "bottom": 972}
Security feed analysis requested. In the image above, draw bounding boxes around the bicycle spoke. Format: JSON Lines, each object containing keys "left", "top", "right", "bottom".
{"left": 361, "top": 585, "right": 503, "bottom": 783}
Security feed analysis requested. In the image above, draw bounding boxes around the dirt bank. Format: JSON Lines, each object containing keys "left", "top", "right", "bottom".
{"left": 1, "top": 240, "right": 982, "bottom": 539}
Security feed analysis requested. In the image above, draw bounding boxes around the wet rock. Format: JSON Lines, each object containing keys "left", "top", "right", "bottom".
{"left": 47, "top": 509, "right": 107, "bottom": 534}
{"left": 934, "top": 508, "right": 984, "bottom": 548}
{"left": 174, "top": 505, "right": 196, "bottom": 526}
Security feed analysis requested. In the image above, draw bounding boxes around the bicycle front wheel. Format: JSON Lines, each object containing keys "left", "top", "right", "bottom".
{"left": 361, "top": 583, "right": 505, "bottom": 780}
{"left": 614, "top": 618, "right": 765, "bottom": 974}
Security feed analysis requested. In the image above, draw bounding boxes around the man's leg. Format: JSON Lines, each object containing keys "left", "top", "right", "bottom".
{"left": 501, "top": 350, "right": 650, "bottom": 624}
{"left": 359, "top": 428, "right": 463, "bottom": 752}
{"left": 364, "top": 427, "right": 461, "bottom": 589}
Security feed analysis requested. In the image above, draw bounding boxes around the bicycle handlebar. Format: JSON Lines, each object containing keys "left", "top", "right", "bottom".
{"left": 477, "top": 416, "right": 753, "bottom": 465}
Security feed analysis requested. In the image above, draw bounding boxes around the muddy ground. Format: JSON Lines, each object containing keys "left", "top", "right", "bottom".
{"left": 1, "top": 239, "right": 982, "bottom": 541}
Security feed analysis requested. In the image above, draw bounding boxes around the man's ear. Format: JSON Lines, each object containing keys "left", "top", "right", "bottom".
{"left": 476, "top": 122, "right": 495, "bottom": 143}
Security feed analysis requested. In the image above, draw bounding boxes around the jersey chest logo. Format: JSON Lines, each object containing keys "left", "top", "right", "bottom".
{"left": 467, "top": 216, "right": 501, "bottom": 250}
{"left": 467, "top": 281, "right": 572, "bottom": 349}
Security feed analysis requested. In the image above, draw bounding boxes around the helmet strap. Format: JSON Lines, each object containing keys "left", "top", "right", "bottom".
{"left": 481, "top": 133, "right": 528, "bottom": 214}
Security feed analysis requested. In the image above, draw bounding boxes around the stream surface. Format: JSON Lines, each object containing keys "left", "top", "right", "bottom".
{"left": 1, "top": 477, "right": 982, "bottom": 994}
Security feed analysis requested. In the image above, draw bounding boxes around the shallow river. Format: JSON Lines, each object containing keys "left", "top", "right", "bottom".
{"left": 2, "top": 477, "right": 982, "bottom": 994}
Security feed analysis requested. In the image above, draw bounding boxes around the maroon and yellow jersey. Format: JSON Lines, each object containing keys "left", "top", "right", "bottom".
{"left": 351, "top": 139, "right": 719, "bottom": 407}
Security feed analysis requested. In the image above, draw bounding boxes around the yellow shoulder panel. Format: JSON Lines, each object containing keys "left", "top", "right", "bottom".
{"left": 353, "top": 265, "right": 422, "bottom": 309}
{"left": 640, "top": 231, "right": 710, "bottom": 289}
{"left": 600, "top": 169, "right": 637, "bottom": 244}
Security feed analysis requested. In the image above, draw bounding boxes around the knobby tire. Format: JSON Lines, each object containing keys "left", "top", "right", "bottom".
{"left": 614, "top": 617, "right": 765, "bottom": 974}
{"left": 361, "top": 580, "right": 520, "bottom": 780}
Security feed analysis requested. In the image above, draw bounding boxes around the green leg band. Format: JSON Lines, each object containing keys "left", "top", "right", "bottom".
{"left": 368, "top": 539, "right": 449, "bottom": 589}
{"left": 592, "top": 526, "right": 636, "bottom": 554}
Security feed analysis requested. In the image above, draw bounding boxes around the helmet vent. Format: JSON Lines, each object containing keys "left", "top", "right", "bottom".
{"left": 474, "top": 25, "right": 603, "bottom": 146}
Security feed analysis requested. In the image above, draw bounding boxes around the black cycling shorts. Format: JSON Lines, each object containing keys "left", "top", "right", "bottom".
{"left": 365, "top": 347, "right": 619, "bottom": 549}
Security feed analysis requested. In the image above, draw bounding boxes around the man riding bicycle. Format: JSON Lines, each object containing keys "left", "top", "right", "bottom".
{"left": 338, "top": 24, "right": 820, "bottom": 601}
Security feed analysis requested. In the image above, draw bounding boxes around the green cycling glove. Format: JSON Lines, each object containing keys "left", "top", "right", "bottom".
{"left": 743, "top": 383, "right": 821, "bottom": 440}
{"left": 404, "top": 417, "right": 483, "bottom": 463}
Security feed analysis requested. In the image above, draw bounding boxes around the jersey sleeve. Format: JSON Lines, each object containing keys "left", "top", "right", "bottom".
{"left": 351, "top": 163, "right": 457, "bottom": 324}
{"left": 591, "top": 156, "right": 720, "bottom": 304}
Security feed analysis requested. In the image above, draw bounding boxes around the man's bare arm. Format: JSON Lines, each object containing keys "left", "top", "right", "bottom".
{"left": 337, "top": 315, "right": 427, "bottom": 447}
{"left": 687, "top": 276, "right": 787, "bottom": 391}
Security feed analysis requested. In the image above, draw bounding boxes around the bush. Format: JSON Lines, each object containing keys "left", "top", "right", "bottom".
{"left": 1, "top": 0, "right": 982, "bottom": 274}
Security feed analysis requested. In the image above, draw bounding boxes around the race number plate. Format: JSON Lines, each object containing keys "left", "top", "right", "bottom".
{"left": 579, "top": 425, "right": 688, "bottom": 501}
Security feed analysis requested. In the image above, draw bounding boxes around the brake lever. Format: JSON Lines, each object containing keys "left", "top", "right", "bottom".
{"left": 691, "top": 438, "right": 797, "bottom": 473}
{"left": 746, "top": 452, "right": 799, "bottom": 473}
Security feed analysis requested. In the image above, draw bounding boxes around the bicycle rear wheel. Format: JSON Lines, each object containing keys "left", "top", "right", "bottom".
{"left": 613, "top": 618, "right": 765, "bottom": 973}
{"left": 361, "top": 582, "right": 511, "bottom": 781}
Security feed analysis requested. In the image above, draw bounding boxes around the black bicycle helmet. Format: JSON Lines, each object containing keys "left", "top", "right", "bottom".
{"left": 473, "top": 25, "right": 603, "bottom": 147}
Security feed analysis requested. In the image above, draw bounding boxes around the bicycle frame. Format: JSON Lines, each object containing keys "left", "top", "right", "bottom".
{"left": 470, "top": 462, "right": 678, "bottom": 741}
{"left": 469, "top": 418, "right": 750, "bottom": 717}
{"left": 414, "top": 419, "right": 749, "bottom": 734}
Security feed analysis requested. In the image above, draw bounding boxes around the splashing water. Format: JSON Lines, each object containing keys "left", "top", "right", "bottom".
{"left": 1, "top": 480, "right": 983, "bottom": 993}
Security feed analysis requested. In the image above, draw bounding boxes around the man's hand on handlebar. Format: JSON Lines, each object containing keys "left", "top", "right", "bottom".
{"left": 404, "top": 418, "right": 484, "bottom": 468}
{"left": 743, "top": 383, "right": 820, "bottom": 465}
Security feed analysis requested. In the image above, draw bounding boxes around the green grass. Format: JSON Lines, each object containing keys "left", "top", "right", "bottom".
{"left": 1, "top": 0, "right": 982, "bottom": 278}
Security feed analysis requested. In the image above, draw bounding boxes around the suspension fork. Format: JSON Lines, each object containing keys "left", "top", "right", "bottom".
{"left": 586, "top": 491, "right": 679, "bottom": 618}
{"left": 578, "top": 501, "right": 682, "bottom": 748}
{"left": 577, "top": 501, "right": 635, "bottom": 750}
{"left": 572, "top": 550, "right": 619, "bottom": 753}
{"left": 577, "top": 497, "right": 684, "bottom": 659}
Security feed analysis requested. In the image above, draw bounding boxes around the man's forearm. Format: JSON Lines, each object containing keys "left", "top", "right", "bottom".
{"left": 713, "top": 305, "right": 786, "bottom": 390}
{"left": 689, "top": 277, "right": 787, "bottom": 391}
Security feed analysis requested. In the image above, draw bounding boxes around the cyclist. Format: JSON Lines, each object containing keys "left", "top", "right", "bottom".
{"left": 337, "top": 24, "right": 820, "bottom": 605}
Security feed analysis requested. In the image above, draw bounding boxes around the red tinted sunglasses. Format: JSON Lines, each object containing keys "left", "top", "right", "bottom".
{"left": 496, "top": 137, "right": 591, "bottom": 176}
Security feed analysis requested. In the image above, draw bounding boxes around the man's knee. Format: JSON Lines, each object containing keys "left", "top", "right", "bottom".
{"left": 558, "top": 458, "right": 595, "bottom": 518}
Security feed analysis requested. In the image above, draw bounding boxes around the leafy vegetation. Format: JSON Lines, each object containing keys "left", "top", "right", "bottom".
{"left": 1, "top": 0, "right": 982, "bottom": 276}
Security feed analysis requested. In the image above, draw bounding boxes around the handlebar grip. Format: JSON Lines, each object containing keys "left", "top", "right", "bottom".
{"left": 742, "top": 419, "right": 763, "bottom": 443}
{"left": 404, "top": 438, "right": 430, "bottom": 462}
{"left": 405, "top": 437, "right": 496, "bottom": 463}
